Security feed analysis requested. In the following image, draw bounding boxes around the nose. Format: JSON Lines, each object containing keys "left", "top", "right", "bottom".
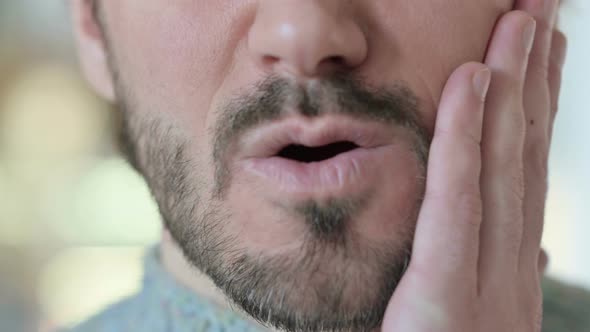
{"left": 248, "top": 0, "right": 368, "bottom": 78}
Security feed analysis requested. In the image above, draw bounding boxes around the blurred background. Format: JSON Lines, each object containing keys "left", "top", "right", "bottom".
{"left": 0, "top": 1, "right": 588, "bottom": 331}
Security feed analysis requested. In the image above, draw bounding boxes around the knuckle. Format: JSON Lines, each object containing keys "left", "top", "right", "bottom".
{"left": 505, "top": 202, "right": 524, "bottom": 229}
{"left": 485, "top": 123, "right": 525, "bottom": 170}
{"left": 435, "top": 125, "right": 482, "bottom": 148}
{"left": 496, "top": 180, "right": 525, "bottom": 217}
{"left": 510, "top": 171, "right": 526, "bottom": 202}
{"left": 423, "top": 190, "right": 483, "bottom": 229}
{"left": 454, "top": 191, "right": 484, "bottom": 229}
{"left": 486, "top": 143, "right": 523, "bottom": 172}
{"left": 527, "top": 54, "right": 551, "bottom": 79}
{"left": 506, "top": 104, "right": 527, "bottom": 132}
{"left": 525, "top": 141, "right": 549, "bottom": 178}
{"left": 501, "top": 222, "right": 524, "bottom": 259}
{"left": 499, "top": 187, "right": 525, "bottom": 249}
{"left": 497, "top": 72, "right": 527, "bottom": 99}
{"left": 527, "top": 57, "right": 550, "bottom": 81}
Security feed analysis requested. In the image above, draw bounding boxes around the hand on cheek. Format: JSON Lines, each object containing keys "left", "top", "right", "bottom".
{"left": 381, "top": 0, "right": 566, "bottom": 331}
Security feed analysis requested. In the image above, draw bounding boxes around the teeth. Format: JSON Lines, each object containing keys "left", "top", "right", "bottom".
{"left": 277, "top": 141, "right": 359, "bottom": 163}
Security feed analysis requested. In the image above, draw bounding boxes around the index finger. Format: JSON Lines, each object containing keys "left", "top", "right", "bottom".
{"left": 409, "top": 62, "right": 489, "bottom": 285}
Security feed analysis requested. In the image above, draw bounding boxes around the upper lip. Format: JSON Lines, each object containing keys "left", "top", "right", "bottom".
{"left": 236, "top": 115, "right": 396, "bottom": 160}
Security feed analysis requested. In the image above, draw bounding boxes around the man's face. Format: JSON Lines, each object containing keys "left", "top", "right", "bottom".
{"left": 76, "top": 1, "right": 511, "bottom": 331}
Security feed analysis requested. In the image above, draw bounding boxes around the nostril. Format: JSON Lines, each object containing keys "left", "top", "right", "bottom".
{"left": 262, "top": 55, "right": 281, "bottom": 66}
{"left": 261, "top": 55, "right": 347, "bottom": 75}
{"left": 316, "top": 55, "right": 349, "bottom": 74}
{"left": 324, "top": 56, "right": 346, "bottom": 66}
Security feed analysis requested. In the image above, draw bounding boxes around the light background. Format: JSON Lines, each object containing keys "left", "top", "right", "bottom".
{"left": 0, "top": 1, "right": 587, "bottom": 331}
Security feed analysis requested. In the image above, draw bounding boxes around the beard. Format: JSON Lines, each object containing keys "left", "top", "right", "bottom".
{"left": 115, "top": 72, "right": 430, "bottom": 332}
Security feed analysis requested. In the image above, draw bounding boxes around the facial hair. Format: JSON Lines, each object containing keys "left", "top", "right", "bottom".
{"left": 114, "top": 71, "right": 430, "bottom": 331}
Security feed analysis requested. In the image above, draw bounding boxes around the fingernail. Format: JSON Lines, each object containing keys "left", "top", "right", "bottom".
{"left": 473, "top": 68, "right": 491, "bottom": 101}
{"left": 523, "top": 19, "right": 537, "bottom": 54}
{"left": 553, "top": 45, "right": 567, "bottom": 70}
{"left": 552, "top": 33, "right": 568, "bottom": 69}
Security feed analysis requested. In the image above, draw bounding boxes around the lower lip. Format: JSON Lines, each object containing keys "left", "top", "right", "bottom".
{"left": 238, "top": 146, "right": 391, "bottom": 194}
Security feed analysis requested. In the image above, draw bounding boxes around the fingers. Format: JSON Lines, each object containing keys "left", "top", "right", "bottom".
{"left": 548, "top": 30, "right": 567, "bottom": 141}
{"left": 516, "top": 0, "right": 563, "bottom": 271}
{"left": 516, "top": 0, "right": 559, "bottom": 82}
{"left": 410, "top": 62, "right": 490, "bottom": 285}
{"left": 516, "top": 0, "right": 558, "bottom": 141}
{"left": 477, "top": 11, "right": 535, "bottom": 283}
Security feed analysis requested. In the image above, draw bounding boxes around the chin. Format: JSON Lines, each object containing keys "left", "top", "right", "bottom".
{"left": 200, "top": 153, "right": 423, "bottom": 331}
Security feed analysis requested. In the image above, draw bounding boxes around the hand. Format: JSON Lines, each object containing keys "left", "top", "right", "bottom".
{"left": 382, "top": 0, "right": 567, "bottom": 331}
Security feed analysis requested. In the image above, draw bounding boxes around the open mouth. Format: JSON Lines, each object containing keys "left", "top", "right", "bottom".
{"left": 236, "top": 116, "right": 398, "bottom": 193}
{"left": 276, "top": 141, "right": 361, "bottom": 163}
{"left": 236, "top": 115, "right": 395, "bottom": 163}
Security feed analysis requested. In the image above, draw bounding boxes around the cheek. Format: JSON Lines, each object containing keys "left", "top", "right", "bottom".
{"left": 363, "top": 1, "right": 506, "bottom": 131}
{"left": 409, "top": 3, "right": 502, "bottom": 92}
{"left": 104, "top": 1, "right": 254, "bottom": 135}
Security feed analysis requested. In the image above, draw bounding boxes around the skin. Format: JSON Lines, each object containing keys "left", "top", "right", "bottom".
{"left": 384, "top": 1, "right": 567, "bottom": 330}
{"left": 72, "top": 0, "right": 567, "bottom": 331}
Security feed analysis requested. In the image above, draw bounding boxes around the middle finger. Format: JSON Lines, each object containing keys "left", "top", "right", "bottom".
{"left": 478, "top": 11, "right": 536, "bottom": 287}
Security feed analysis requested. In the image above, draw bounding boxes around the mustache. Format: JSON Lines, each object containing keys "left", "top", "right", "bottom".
{"left": 212, "top": 74, "right": 430, "bottom": 197}
{"left": 216, "top": 74, "right": 423, "bottom": 142}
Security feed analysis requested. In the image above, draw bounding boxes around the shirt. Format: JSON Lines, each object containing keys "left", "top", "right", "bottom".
{"left": 62, "top": 248, "right": 590, "bottom": 332}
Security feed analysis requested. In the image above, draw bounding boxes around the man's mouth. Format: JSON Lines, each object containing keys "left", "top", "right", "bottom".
{"left": 276, "top": 141, "right": 360, "bottom": 163}
{"left": 235, "top": 115, "right": 398, "bottom": 195}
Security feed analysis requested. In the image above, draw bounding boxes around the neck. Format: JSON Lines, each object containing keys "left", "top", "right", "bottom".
{"left": 159, "top": 230, "right": 275, "bottom": 331}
